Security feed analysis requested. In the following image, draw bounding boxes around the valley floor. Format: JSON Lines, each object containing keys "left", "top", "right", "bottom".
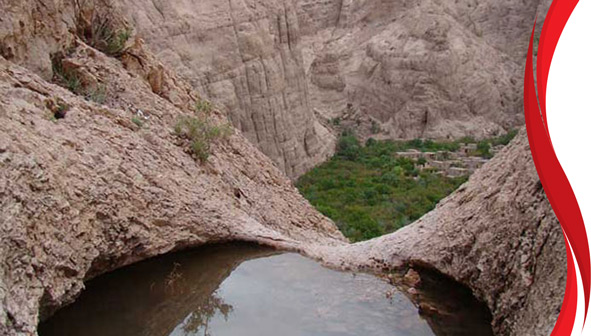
{"left": 296, "top": 131, "right": 518, "bottom": 241}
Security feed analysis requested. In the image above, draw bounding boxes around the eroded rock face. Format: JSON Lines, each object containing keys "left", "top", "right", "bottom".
{"left": 0, "top": 0, "right": 552, "bottom": 176}
{"left": 315, "top": 130, "right": 566, "bottom": 335}
{"left": 297, "top": 0, "right": 549, "bottom": 140}
{"left": 0, "top": 3, "right": 345, "bottom": 332}
{"left": 0, "top": 57, "right": 345, "bottom": 335}
{"left": 115, "top": 0, "right": 336, "bottom": 178}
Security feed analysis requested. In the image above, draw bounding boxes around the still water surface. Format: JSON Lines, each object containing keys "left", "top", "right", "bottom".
{"left": 39, "top": 244, "right": 492, "bottom": 336}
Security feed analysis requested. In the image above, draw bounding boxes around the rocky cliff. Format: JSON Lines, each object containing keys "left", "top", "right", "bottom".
{"left": 117, "top": 0, "right": 336, "bottom": 178}
{"left": 315, "top": 130, "right": 566, "bottom": 336}
{"left": 0, "top": 2, "right": 345, "bottom": 333}
{"left": 48, "top": 0, "right": 550, "bottom": 176}
{"left": 297, "top": 0, "right": 549, "bottom": 140}
{"left": 0, "top": 48, "right": 345, "bottom": 332}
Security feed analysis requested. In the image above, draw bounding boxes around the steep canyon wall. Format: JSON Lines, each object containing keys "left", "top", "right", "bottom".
{"left": 118, "top": 0, "right": 336, "bottom": 178}
{"left": 297, "top": 0, "right": 551, "bottom": 140}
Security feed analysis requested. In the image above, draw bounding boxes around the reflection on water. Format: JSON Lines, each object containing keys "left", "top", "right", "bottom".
{"left": 39, "top": 244, "right": 493, "bottom": 336}
{"left": 180, "top": 293, "right": 232, "bottom": 336}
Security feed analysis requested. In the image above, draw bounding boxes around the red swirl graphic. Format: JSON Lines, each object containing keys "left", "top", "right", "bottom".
{"left": 524, "top": 1, "right": 589, "bottom": 334}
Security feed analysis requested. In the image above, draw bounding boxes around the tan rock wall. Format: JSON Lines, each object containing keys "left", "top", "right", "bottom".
{"left": 0, "top": 3, "right": 345, "bottom": 331}
{"left": 117, "top": 0, "right": 335, "bottom": 178}
{"left": 297, "top": 0, "right": 549, "bottom": 140}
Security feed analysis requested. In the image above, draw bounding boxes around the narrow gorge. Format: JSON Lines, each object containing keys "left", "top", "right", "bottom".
{"left": 0, "top": 0, "right": 564, "bottom": 335}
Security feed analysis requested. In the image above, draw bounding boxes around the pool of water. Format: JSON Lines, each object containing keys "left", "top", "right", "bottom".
{"left": 39, "top": 244, "right": 493, "bottom": 336}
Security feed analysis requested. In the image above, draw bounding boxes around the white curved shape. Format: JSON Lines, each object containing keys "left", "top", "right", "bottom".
{"left": 546, "top": 0, "right": 591, "bottom": 334}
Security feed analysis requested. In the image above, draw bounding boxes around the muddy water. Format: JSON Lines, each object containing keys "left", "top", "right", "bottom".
{"left": 39, "top": 244, "right": 493, "bottom": 336}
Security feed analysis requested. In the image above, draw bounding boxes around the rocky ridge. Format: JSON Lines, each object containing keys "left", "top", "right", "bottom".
{"left": 0, "top": 2, "right": 345, "bottom": 333}
{"left": 83, "top": 0, "right": 553, "bottom": 177}
{"left": 314, "top": 130, "right": 566, "bottom": 336}
{"left": 0, "top": 45, "right": 345, "bottom": 335}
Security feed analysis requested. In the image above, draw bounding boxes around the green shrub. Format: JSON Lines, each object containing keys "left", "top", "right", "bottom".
{"left": 104, "top": 28, "right": 132, "bottom": 56}
{"left": 458, "top": 136, "right": 476, "bottom": 144}
{"left": 52, "top": 55, "right": 83, "bottom": 95}
{"left": 407, "top": 138, "right": 423, "bottom": 148}
{"left": 132, "top": 116, "right": 144, "bottom": 128}
{"left": 490, "top": 129, "right": 519, "bottom": 146}
{"left": 51, "top": 54, "right": 108, "bottom": 105}
{"left": 398, "top": 138, "right": 460, "bottom": 152}
{"left": 86, "top": 85, "right": 107, "bottom": 104}
{"left": 174, "top": 114, "right": 232, "bottom": 163}
{"left": 56, "top": 102, "right": 69, "bottom": 115}
{"left": 195, "top": 100, "right": 213, "bottom": 114}
{"left": 45, "top": 97, "right": 70, "bottom": 121}
{"left": 336, "top": 130, "right": 361, "bottom": 161}
{"left": 74, "top": 1, "right": 132, "bottom": 57}
{"left": 341, "top": 207, "right": 385, "bottom": 242}
{"left": 476, "top": 141, "right": 492, "bottom": 158}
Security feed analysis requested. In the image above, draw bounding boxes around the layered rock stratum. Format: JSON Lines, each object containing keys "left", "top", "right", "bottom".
{"left": 117, "top": 0, "right": 337, "bottom": 178}
{"left": 0, "top": 1, "right": 564, "bottom": 336}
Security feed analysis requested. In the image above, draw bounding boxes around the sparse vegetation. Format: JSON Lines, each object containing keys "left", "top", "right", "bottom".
{"left": 174, "top": 110, "right": 232, "bottom": 163}
{"left": 370, "top": 120, "right": 381, "bottom": 134}
{"left": 490, "top": 129, "right": 519, "bottom": 146}
{"left": 55, "top": 102, "right": 69, "bottom": 118}
{"left": 331, "top": 117, "right": 341, "bottom": 126}
{"left": 86, "top": 85, "right": 107, "bottom": 104}
{"left": 195, "top": 100, "right": 213, "bottom": 114}
{"left": 104, "top": 27, "right": 132, "bottom": 56}
{"left": 52, "top": 55, "right": 83, "bottom": 95}
{"left": 74, "top": 0, "right": 132, "bottom": 57}
{"left": 51, "top": 54, "right": 108, "bottom": 105}
{"left": 476, "top": 141, "right": 492, "bottom": 159}
{"left": 132, "top": 116, "right": 144, "bottom": 128}
{"left": 45, "top": 97, "right": 70, "bottom": 120}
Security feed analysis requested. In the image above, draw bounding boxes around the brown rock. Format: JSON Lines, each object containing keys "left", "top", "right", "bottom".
{"left": 0, "top": 30, "right": 345, "bottom": 336}
{"left": 403, "top": 268, "right": 422, "bottom": 288}
{"left": 418, "top": 302, "right": 441, "bottom": 317}
{"left": 116, "top": 0, "right": 336, "bottom": 178}
{"left": 298, "top": 0, "right": 553, "bottom": 140}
